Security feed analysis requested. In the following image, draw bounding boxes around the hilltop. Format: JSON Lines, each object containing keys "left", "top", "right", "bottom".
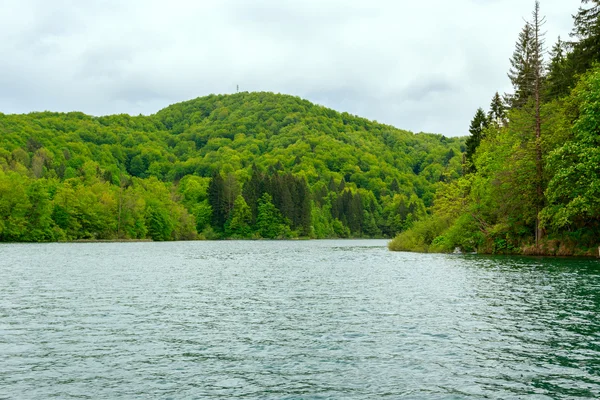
{"left": 0, "top": 92, "right": 464, "bottom": 241}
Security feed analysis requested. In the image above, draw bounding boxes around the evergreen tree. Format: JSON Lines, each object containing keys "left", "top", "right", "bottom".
{"left": 464, "top": 108, "right": 489, "bottom": 173}
{"left": 443, "top": 149, "right": 456, "bottom": 166}
{"left": 488, "top": 92, "right": 506, "bottom": 126}
{"left": 330, "top": 192, "right": 340, "bottom": 220}
{"left": 530, "top": 0, "right": 547, "bottom": 246}
{"left": 256, "top": 193, "right": 285, "bottom": 239}
{"left": 327, "top": 176, "right": 337, "bottom": 192}
{"left": 507, "top": 23, "right": 535, "bottom": 108}
{"left": 208, "top": 172, "right": 226, "bottom": 230}
{"left": 336, "top": 190, "right": 350, "bottom": 226}
{"left": 295, "top": 177, "right": 312, "bottom": 236}
{"left": 279, "top": 174, "right": 295, "bottom": 225}
{"left": 362, "top": 209, "right": 381, "bottom": 237}
{"left": 390, "top": 178, "right": 400, "bottom": 193}
{"left": 225, "top": 195, "right": 252, "bottom": 237}
{"left": 242, "top": 165, "right": 264, "bottom": 223}
{"left": 223, "top": 172, "right": 240, "bottom": 220}
{"left": 507, "top": 4, "right": 546, "bottom": 110}
{"left": 570, "top": 0, "right": 600, "bottom": 73}
{"left": 347, "top": 192, "right": 363, "bottom": 234}
{"left": 546, "top": 36, "right": 574, "bottom": 99}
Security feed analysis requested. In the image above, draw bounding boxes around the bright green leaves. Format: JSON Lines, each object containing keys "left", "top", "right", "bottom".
{"left": 0, "top": 92, "right": 467, "bottom": 242}
{"left": 146, "top": 201, "right": 173, "bottom": 241}
{"left": 225, "top": 195, "right": 252, "bottom": 238}
{"left": 256, "top": 193, "right": 286, "bottom": 239}
{"left": 544, "top": 66, "right": 600, "bottom": 230}
{"left": 0, "top": 170, "right": 30, "bottom": 241}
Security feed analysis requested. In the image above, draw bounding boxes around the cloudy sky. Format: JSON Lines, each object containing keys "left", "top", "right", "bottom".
{"left": 0, "top": 0, "right": 579, "bottom": 137}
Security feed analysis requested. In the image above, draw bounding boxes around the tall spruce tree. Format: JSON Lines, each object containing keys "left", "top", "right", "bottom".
{"left": 242, "top": 164, "right": 265, "bottom": 223}
{"left": 507, "top": 23, "right": 535, "bottom": 108}
{"left": 293, "top": 177, "right": 312, "bottom": 236}
{"left": 571, "top": 0, "right": 600, "bottom": 73}
{"left": 488, "top": 92, "right": 506, "bottom": 126}
{"left": 225, "top": 195, "right": 252, "bottom": 238}
{"left": 208, "top": 172, "right": 226, "bottom": 230}
{"left": 530, "top": 0, "right": 547, "bottom": 246}
{"left": 256, "top": 193, "right": 285, "bottom": 239}
{"left": 464, "top": 108, "right": 489, "bottom": 173}
{"left": 223, "top": 173, "right": 240, "bottom": 221}
{"left": 506, "top": 1, "right": 547, "bottom": 245}
{"left": 546, "top": 36, "right": 573, "bottom": 99}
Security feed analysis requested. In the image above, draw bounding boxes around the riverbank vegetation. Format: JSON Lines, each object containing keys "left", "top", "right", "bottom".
{"left": 3, "top": 1, "right": 598, "bottom": 252}
{"left": 390, "top": 0, "right": 600, "bottom": 256}
{"left": 0, "top": 93, "right": 463, "bottom": 241}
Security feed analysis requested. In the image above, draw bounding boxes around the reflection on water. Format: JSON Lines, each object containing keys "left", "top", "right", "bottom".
{"left": 1, "top": 240, "right": 599, "bottom": 399}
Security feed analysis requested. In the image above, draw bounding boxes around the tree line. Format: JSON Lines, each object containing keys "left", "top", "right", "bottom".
{"left": 390, "top": 0, "right": 600, "bottom": 255}
{"left": 0, "top": 91, "right": 463, "bottom": 241}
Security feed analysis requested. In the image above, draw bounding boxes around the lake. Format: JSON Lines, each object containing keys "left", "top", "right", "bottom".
{"left": 1, "top": 240, "right": 599, "bottom": 399}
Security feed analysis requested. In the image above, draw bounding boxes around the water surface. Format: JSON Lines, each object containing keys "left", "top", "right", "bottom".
{"left": 1, "top": 240, "right": 599, "bottom": 399}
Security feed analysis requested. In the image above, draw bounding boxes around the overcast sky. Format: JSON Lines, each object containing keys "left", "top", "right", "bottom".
{"left": 0, "top": 0, "right": 580, "bottom": 137}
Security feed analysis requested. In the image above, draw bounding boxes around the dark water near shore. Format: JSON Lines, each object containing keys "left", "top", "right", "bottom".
{"left": 1, "top": 240, "right": 599, "bottom": 399}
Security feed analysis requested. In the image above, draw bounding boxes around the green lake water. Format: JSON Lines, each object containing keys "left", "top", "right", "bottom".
{"left": 1, "top": 240, "right": 599, "bottom": 399}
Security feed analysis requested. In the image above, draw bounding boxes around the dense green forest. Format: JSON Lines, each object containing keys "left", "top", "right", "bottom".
{"left": 5, "top": 0, "right": 596, "bottom": 251}
{"left": 390, "top": 0, "right": 600, "bottom": 256}
{"left": 0, "top": 92, "right": 463, "bottom": 241}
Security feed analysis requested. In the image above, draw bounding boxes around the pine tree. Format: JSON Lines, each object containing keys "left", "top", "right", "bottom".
{"left": 507, "top": 23, "right": 536, "bottom": 108}
{"left": 256, "top": 193, "right": 285, "bottom": 239}
{"left": 570, "top": 0, "right": 600, "bottom": 73}
{"left": 327, "top": 176, "right": 337, "bottom": 192}
{"left": 546, "top": 36, "right": 573, "bottom": 99}
{"left": 223, "top": 172, "right": 240, "bottom": 220}
{"left": 296, "top": 177, "right": 312, "bottom": 236}
{"left": 506, "top": 1, "right": 548, "bottom": 246}
{"left": 208, "top": 172, "right": 226, "bottom": 230}
{"left": 242, "top": 164, "right": 265, "bottom": 223}
{"left": 530, "top": 0, "right": 547, "bottom": 246}
{"left": 279, "top": 174, "right": 294, "bottom": 225}
{"left": 362, "top": 209, "right": 381, "bottom": 237}
{"left": 225, "top": 195, "right": 252, "bottom": 237}
{"left": 464, "top": 108, "right": 489, "bottom": 173}
{"left": 488, "top": 92, "right": 506, "bottom": 126}
{"left": 347, "top": 192, "right": 363, "bottom": 235}
{"left": 390, "top": 178, "right": 400, "bottom": 193}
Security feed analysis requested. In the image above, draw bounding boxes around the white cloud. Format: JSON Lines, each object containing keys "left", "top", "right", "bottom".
{"left": 0, "top": 0, "right": 579, "bottom": 136}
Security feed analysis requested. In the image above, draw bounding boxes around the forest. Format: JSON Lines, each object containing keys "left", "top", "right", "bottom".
{"left": 389, "top": 0, "right": 600, "bottom": 255}
{"left": 3, "top": 0, "right": 598, "bottom": 253}
{"left": 0, "top": 92, "right": 463, "bottom": 241}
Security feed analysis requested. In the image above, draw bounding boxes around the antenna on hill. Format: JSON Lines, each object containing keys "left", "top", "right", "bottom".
{"left": 236, "top": 84, "right": 239, "bottom": 93}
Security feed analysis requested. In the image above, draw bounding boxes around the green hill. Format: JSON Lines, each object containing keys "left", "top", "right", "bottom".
{"left": 0, "top": 92, "right": 464, "bottom": 241}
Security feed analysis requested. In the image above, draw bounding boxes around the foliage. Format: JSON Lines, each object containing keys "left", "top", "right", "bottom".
{"left": 225, "top": 195, "right": 253, "bottom": 238}
{"left": 542, "top": 65, "right": 600, "bottom": 234}
{"left": 488, "top": 92, "right": 507, "bottom": 126}
{"left": 255, "top": 193, "right": 288, "bottom": 239}
{"left": 0, "top": 92, "right": 463, "bottom": 241}
{"left": 464, "top": 108, "right": 489, "bottom": 172}
{"left": 507, "top": 23, "right": 535, "bottom": 108}
{"left": 391, "top": 1, "right": 600, "bottom": 255}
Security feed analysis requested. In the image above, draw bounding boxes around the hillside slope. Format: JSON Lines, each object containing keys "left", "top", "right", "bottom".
{"left": 0, "top": 92, "right": 464, "bottom": 241}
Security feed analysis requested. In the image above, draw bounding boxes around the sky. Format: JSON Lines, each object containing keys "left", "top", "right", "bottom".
{"left": 0, "top": 0, "right": 580, "bottom": 137}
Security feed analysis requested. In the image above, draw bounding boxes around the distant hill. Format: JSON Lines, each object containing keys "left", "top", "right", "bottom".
{"left": 0, "top": 92, "right": 464, "bottom": 241}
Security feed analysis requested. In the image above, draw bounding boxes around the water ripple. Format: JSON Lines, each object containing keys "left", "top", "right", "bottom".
{"left": 0, "top": 240, "right": 599, "bottom": 399}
